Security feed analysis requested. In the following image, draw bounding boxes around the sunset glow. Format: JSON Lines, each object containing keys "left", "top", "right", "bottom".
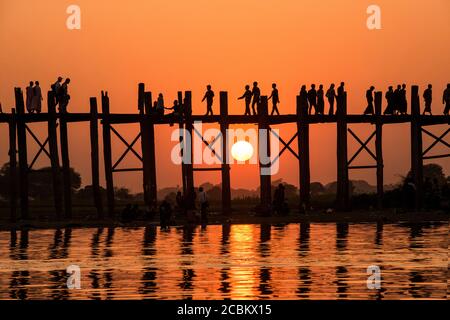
{"left": 231, "top": 141, "right": 254, "bottom": 162}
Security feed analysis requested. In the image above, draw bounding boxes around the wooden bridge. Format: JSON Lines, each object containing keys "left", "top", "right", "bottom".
{"left": 1, "top": 84, "right": 449, "bottom": 221}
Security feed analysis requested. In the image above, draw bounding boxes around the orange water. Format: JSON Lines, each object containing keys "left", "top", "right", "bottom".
{"left": 0, "top": 222, "right": 447, "bottom": 300}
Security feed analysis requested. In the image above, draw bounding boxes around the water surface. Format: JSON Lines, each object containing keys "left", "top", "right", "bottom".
{"left": 0, "top": 222, "right": 447, "bottom": 300}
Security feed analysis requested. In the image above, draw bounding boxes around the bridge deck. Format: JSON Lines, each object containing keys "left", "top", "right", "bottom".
{"left": 0, "top": 113, "right": 448, "bottom": 126}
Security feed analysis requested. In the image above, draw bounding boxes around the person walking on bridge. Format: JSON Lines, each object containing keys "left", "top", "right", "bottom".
{"left": 238, "top": 85, "right": 252, "bottom": 116}
{"left": 202, "top": 85, "right": 215, "bottom": 116}
{"left": 268, "top": 83, "right": 280, "bottom": 115}
{"left": 363, "top": 86, "right": 375, "bottom": 115}
{"left": 251, "top": 82, "right": 260, "bottom": 115}
{"left": 336, "top": 82, "right": 345, "bottom": 115}
{"left": 442, "top": 84, "right": 450, "bottom": 116}
{"left": 317, "top": 84, "right": 325, "bottom": 115}
{"left": 26, "top": 81, "right": 34, "bottom": 113}
{"left": 326, "top": 83, "right": 336, "bottom": 115}
{"left": 307, "top": 84, "right": 317, "bottom": 115}
{"left": 423, "top": 84, "right": 433, "bottom": 115}
{"left": 58, "top": 78, "right": 71, "bottom": 112}
{"left": 31, "top": 81, "right": 43, "bottom": 113}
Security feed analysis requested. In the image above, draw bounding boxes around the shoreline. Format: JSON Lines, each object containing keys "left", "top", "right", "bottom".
{"left": 0, "top": 210, "right": 447, "bottom": 231}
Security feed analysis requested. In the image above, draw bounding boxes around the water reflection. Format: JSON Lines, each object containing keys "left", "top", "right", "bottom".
{"left": 9, "top": 230, "right": 29, "bottom": 300}
{"left": 296, "top": 223, "right": 311, "bottom": 298}
{"left": 0, "top": 222, "right": 447, "bottom": 300}
{"left": 140, "top": 226, "right": 158, "bottom": 297}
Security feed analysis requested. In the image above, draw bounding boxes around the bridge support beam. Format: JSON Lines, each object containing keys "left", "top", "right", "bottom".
{"left": 375, "top": 91, "right": 384, "bottom": 209}
{"left": 336, "top": 92, "right": 350, "bottom": 211}
{"left": 410, "top": 85, "right": 423, "bottom": 210}
{"left": 48, "top": 92, "right": 63, "bottom": 219}
{"left": 220, "top": 92, "right": 231, "bottom": 214}
{"left": 89, "top": 97, "right": 103, "bottom": 218}
{"left": 102, "top": 91, "right": 115, "bottom": 217}
{"left": 9, "top": 109, "right": 17, "bottom": 222}
{"left": 297, "top": 95, "right": 310, "bottom": 212}
{"left": 258, "top": 96, "right": 271, "bottom": 214}
{"left": 15, "top": 88, "right": 29, "bottom": 219}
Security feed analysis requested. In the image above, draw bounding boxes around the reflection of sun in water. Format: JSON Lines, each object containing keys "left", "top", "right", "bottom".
{"left": 231, "top": 140, "right": 254, "bottom": 162}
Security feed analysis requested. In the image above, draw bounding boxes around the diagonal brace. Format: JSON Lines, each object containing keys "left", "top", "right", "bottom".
{"left": 347, "top": 129, "right": 377, "bottom": 165}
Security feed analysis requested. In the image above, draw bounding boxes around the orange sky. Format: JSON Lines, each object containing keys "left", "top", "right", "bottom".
{"left": 0, "top": 0, "right": 449, "bottom": 192}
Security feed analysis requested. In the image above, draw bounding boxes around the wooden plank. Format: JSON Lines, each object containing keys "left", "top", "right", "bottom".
{"left": 375, "top": 91, "right": 384, "bottom": 209}
{"left": 15, "top": 88, "right": 29, "bottom": 219}
{"left": 102, "top": 91, "right": 115, "bottom": 217}
{"left": 410, "top": 85, "right": 423, "bottom": 210}
{"left": 48, "top": 91, "right": 63, "bottom": 219}
{"left": 336, "top": 92, "right": 349, "bottom": 211}
{"left": 90, "top": 97, "right": 103, "bottom": 218}
{"left": 59, "top": 101, "right": 72, "bottom": 219}
{"left": 220, "top": 91, "right": 231, "bottom": 214}
{"left": 8, "top": 109, "right": 17, "bottom": 221}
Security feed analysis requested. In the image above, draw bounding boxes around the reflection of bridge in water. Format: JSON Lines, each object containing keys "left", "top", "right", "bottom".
{"left": 1, "top": 84, "right": 448, "bottom": 220}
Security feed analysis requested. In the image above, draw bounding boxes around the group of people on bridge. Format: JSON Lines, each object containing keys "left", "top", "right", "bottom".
{"left": 23, "top": 77, "right": 71, "bottom": 114}
{"left": 14, "top": 80, "right": 450, "bottom": 117}
{"left": 364, "top": 83, "right": 450, "bottom": 116}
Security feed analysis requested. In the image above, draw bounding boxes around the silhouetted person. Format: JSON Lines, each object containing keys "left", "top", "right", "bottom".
{"left": 268, "top": 83, "right": 280, "bottom": 115}
{"left": 400, "top": 84, "right": 408, "bottom": 115}
{"left": 198, "top": 187, "right": 208, "bottom": 224}
{"left": 393, "top": 85, "right": 402, "bottom": 115}
{"left": 273, "top": 184, "right": 286, "bottom": 215}
{"left": 202, "top": 85, "right": 214, "bottom": 116}
{"left": 442, "top": 84, "right": 450, "bottom": 115}
{"left": 307, "top": 84, "right": 317, "bottom": 115}
{"left": 336, "top": 82, "right": 345, "bottom": 114}
{"left": 423, "top": 84, "right": 432, "bottom": 115}
{"left": 31, "top": 81, "right": 43, "bottom": 113}
{"left": 51, "top": 77, "right": 63, "bottom": 106}
{"left": 176, "top": 191, "right": 184, "bottom": 215}
{"left": 156, "top": 93, "right": 165, "bottom": 116}
{"left": 326, "top": 83, "right": 336, "bottom": 115}
{"left": 26, "top": 81, "right": 34, "bottom": 113}
{"left": 316, "top": 84, "right": 324, "bottom": 114}
{"left": 364, "top": 86, "right": 375, "bottom": 115}
{"left": 299, "top": 85, "right": 309, "bottom": 115}
{"left": 159, "top": 200, "right": 172, "bottom": 230}
{"left": 238, "top": 85, "right": 252, "bottom": 115}
{"left": 251, "top": 82, "right": 260, "bottom": 115}
{"left": 121, "top": 204, "right": 133, "bottom": 222}
{"left": 166, "top": 100, "right": 182, "bottom": 123}
{"left": 59, "top": 78, "right": 71, "bottom": 112}
{"left": 384, "top": 86, "right": 394, "bottom": 115}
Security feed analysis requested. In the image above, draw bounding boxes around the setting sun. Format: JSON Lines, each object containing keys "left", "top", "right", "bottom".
{"left": 231, "top": 140, "right": 254, "bottom": 162}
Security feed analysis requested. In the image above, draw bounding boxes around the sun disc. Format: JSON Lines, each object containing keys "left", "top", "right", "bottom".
{"left": 231, "top": 140, "right": 254, "bottom": 162}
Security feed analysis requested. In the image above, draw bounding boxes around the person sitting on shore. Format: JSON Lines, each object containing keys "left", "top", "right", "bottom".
{"left": 273, "top": 184, "right": 288, "bottom": 215}
{"left": 121, "top": 204, "right": 133, "bottom": 222}
{"left": 159, "top": 200, "right": 172, "bottom": 230}
{"left": 176, "top": 191, "right": 185, "bottom": 216}
{"left": 198, "top": 187, "right": 208, "bottom": 224}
